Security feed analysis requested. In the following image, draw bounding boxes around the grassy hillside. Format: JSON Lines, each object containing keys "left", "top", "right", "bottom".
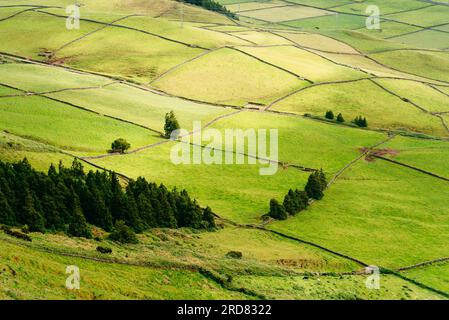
{"left": 1, "top": 0, "right": 449, "bottom": 300}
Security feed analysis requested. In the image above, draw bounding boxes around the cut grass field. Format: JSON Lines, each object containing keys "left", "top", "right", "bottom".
{"left": 235, "top": 45, "right": 367, "bottom": 82}
{"left": 403, "top": 262, "right": 449, "bottom": 294}
{"left": 233, "top": 274, "right": 444, "bottom": 300}
{"left": 268, "top": 159, "right": 449, "bottom": 269}
{"left": 382, "top": 135, "right": 449, "bottom": 179}
{"left": 0, "top": 88, "right": 162, "bottom": 153}
{"left": 152, "top": 47, "right": 307, "bottom": 106}
{"left": 391, "top": 30, "right": 449, "bottom": 50}
{"left": 239, "top": 5, "right": 333, "bottom": 23}
{"left": 270, "top": 79, "right": 449, "bottom": 137}
{"left": 90, "top": 141, "right": 311, "bottom": 224}
{"left": 369, "top": 50, "right": 449, "bottom": 83}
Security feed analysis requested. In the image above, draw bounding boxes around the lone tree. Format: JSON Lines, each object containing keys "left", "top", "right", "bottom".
{"left": 305, "top": 170, "right": 326, "bottom": 200}
{"left": 164, "top": 111, "right": 180, "bottom": 139}
{"left": 110, "top": 138, "right": 130, "bottom": 154}
{"left": 325, "top": 110, "right": 334, "bottom": 120}
{"left": 268, "top": 199, "right": 288, "bottom": 220}
{"left": 336, "top": 113, "right": 345, "bottom": 123}
{"left": 108, "top": 220, "right": 138, "bottom": 244}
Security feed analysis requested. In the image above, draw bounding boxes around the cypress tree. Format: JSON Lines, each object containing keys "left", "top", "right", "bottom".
{"left": 268, "top": 199, "right": 288, "bottom": 220}
{"left": 283, "top": 189, "right": 296, "bottom": 215}
{"left": 68, "top": 194, "right": 91, "bottom": 238}
{"left": 21, "top": 189, "right": 45, "bottom": 232}
{"left": 336, "top": 113, "right": 345, "bottom": 123}
{"left": 164, "top": 110, "right": 180, "bottom": 139}
{"left": 305, "top": 172, "right": 324, "bottom": 200}
{"left": 202, "top": 206, "right": 216, "bottom": 229}
{"left": 0, "top": 189, "right": 15, "bottom": 226}
{"left": 325, "top": 110, "right": 334, "bottom": 120}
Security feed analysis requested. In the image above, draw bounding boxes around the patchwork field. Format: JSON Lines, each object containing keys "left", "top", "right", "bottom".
{"left": 1, "top": 0, "right": 449, "bottom": 301}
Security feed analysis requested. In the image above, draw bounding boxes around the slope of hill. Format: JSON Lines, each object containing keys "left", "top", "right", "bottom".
{"left": 0, "top": 0, "right": 448, "bottom": 300}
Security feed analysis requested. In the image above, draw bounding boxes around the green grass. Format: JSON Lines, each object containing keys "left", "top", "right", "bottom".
{"left": 387, "top": 5, "right": 449, "bottom": 27}
{"left": 374, "top": 78, "right": 449, "bottom": 113}
{"left": 0, "top": 11, "right": 100, "bottom": 59}
{"left": 391, "top": 30, "right": 449, "bottom": 50}
{"left": 235, "top": 45, "right": 367, "bottom": 82}
{"left": 239, "top": 5, "right": 333, "bottom": 23}
{"left": 370, "top": 50, "right": 449, "bottom": 82}
{"left": 0, "top": 92, "right": 162, "bottom": 153}
{"left": 357, "top": 21, "right": 422, "bottom": 39}
{"left": 275, "top": 31, "right": 359, "bottom": 53}
{"left": 0, "top": 63, "right": 110, "bottom": 92}
{"left": 209, "top": 110, "right": 385, "bottom": 174}
{"left": 335, "top": 0, "right": 429, "bottom": 15}
{"left": 233, "top": 274, "right": 444, "bottom": 299}
{"left": 91, "top": 141, "right": 310, "bottom": 224}
{"left": 271, "top": 79, "right": 448, "bottom": 137}
{"left": 403, "top": 262, "right": 449, "bottom": 294}
{"left": 382, "top": 135, "right": 449, "bottom": 179}
{"left": 269, "top": 159, "right": 449, "bottom": 269}
{"left": 284, "top": 13, "right": 366, "bottom": 31}
{"left": 0, "top": 237, "right": 248, "bottom": 299}
{"left": 152, "top": 47, "right": 307, "bottom": 106}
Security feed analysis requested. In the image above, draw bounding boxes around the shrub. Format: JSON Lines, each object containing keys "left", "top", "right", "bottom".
{"left": 96, "top": 246, "right": 112, "bottom": 254}
{"left": 325, "top": 110, "right": 334, "bottom": 120}
{"left": 268, "top": 199, "right": 288, "bottom": 220}
{"left": 108, "top": 220, "right": 138, "bottom": 244}
{"left": 226, "top": 251, "right": 243, "bottom": 259}
{"left": 5, "top": 228, "right": 32, "bottom": 242}
{"left": 336, "top": 113, "right": 345, "bottom": 123}
{"left": 164, "top": 111, "right": 180, "bottom": 139}
{"left": 110, "top": 138, "right": 131, "bottom": 154}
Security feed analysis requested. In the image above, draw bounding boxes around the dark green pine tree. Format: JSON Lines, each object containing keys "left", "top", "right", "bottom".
{"left": 294, "top": 189, "right": 309, "bottom": 212}
{"left": 164, "top": 110, "right": 180, "bottom": 139}
{"left": 137, "top": 193, "right": 157, "bottom": 228}
{"left": 202, "top": 206, "right": 216, "bottom": 229}
{"left": 317, "top": 169, "right": 327, "bottom": 191}
{"left": 283, "top": 189, "right": 297, "bottom": 215}
{"left": 41, "top": 194, "right": 62, "bottom": 231}
{"left": 361, "top": 117, "right": 368, "bottom": 127}
{"left": 305, "top": 172, "right": 324, "bottom": 200}
{"left": 0, "top": 189, "right": 15, "bottom": 226}
{"left": 68, "top": 194, "right": 92, "bottom": 238}
{"left": 336, "top": 113, "right": 345, "bottom": 123}
{"left": 21, "top": 189, "right": 45, "bottom": 232}
{"left": 268, "top": 199, "right": 288, "bottom": 220}
{"left": 325, "top": 110, "right": 334, "bottom": 120}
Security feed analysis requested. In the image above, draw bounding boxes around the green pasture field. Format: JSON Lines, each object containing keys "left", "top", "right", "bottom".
{"left": 370, "top": 50, "right": 449, "bottom": 83}
{"left": 275, "top": 31, "right": 359, "bottom": 53}
{"left": 284, "top": 13, "right": 366, "bottom": 31}
{"left": 19, "top": 225, "right": 359, "bottom": 275}
{"left": 47, "top": 83, "right": 234, "bottom": 132}
{"left": 374, "top": 78, "right": 449, "bottom": 113}
{"left": 271, "top": 79, "right": 449, "bottom": 137}
{"left": 391, "top": 30, "right": 449, "bottom": 50}
{"left": 382, "top": 135, "right": 449, "bottom": 179}
{"left": 227, "top": 30, "right": 292, "bottom": 45}
{"left": 335, "top": 0, "right": 429, "bottom": 15}
{"left": 357, "top": 21, "right": 422, "bottom": 39}
{"left": 233, "top": 274, "right": 444, "bottom": 299}
{"left": 226, "top": 1, "right": 290, "bottom": 12}
{"left": 54, "top": 23, "right": 204, "bottom": 83}
{"left": 403, "top": 263, "right": 449, "bottom": 294}
{"left": 386, "top": 5, "right": 449, "bottom": 27}
{"left": 269, "top": 159, "right": 449, "bottom": 269}
{"left": 239, "top": 5, "right": 333, "bottom": 23}
{"left": 278, "top": 0, "right": 351, "bottom": 9}
{"left": 0, "top": 63, "right": 110, "bottom": 92}
{"left": 0, "top": 11, "right": 99, "bottom": 59}
{"left": 208, "top": 110, "right": 385, "bottom": 174}
{"left": 117, "top": 16, "right": 249, "bottom": 49}
{"left": 152, "top": 48, "right": 307, "bottom": 106}
{"left": 0, "top": 90, "right": 162, "bottom": 153}
{"left": 90, "top": 141, "right": 311, "bottom": 224}
{"left": 0, "top": 237, "right": 248, "bottom": 299}
{"left": 236, "top": 45, "right": 367, "bottom": 82}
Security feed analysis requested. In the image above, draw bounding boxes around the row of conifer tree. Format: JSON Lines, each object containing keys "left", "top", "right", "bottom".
{"left": 0, "top": 158, "right": 216, "bottom": 238}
